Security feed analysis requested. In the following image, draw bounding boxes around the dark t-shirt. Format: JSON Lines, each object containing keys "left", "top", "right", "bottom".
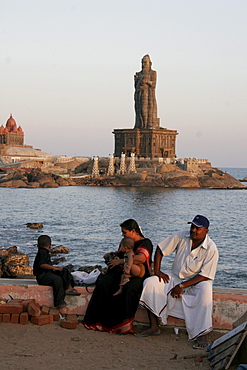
{"left": 33, "top": 247, "right": 52, "bottom": 276}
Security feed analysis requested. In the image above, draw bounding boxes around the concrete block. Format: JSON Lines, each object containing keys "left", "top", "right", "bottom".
{"left": 60, "top": 320, "right": 77, "bottom": 329}
{"left": 3, "top": 313, "right": 11, "bottom": 323}
{"left": 21, "top": 299, "right": 36, "bottom": 311}
{"left": 31, "top": 315, "right": 53, "bottom": 326}
{"left": 49, "top": 308, "right": 60, "bottom": 321}
{"left": 0, "top": 304, "right": 24, "bottom": 314}
{"left": 41, "top": 305, "right": 50, "bottom": 315}
{"left": 20, "top": 312, "right": 29, "bottom": 325}
{"left": 28, "top": 302, "right": 41, "bottom": 317}
{"left": 66, "top": 314, "right": 78, "bottom": 323}
{"left": 11, "top": 313, "right": 20, "bottom": 324}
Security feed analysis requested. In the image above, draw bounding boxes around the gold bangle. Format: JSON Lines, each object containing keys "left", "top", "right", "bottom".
{"left": 179, "top": 283, "right": 184, "bottom": 289}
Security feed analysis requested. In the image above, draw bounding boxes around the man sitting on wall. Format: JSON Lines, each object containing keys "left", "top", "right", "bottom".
{"left": 138, "top": 215, "right": 219, "bottom": 349}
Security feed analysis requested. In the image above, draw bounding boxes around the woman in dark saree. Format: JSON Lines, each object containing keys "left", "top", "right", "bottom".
{"left": 84, "top": 219, "right": 153, "bottom": 334}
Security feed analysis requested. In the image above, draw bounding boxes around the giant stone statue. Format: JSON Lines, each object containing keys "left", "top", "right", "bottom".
{"left": 113, "top": 55, "right": 178, "bottom": 159}
{"left": 134, "top": 54, "right": 160, "bottom": 129}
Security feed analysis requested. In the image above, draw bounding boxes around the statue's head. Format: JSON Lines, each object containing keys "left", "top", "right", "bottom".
{"left": 141, "top": 54, "right": 152, "bottom": 70}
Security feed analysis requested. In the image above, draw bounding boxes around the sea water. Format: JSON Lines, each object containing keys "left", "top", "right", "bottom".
{"left": 0, "top": 167, "right": 246, "bottom": 289}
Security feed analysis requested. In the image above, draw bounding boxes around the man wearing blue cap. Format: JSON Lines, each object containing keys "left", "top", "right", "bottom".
{"left": 138, "top": 215, "right": 218, "bottom": 349}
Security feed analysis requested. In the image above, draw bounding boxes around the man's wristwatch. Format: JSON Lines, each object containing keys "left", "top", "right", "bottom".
{"left": 178, "top": 283, "right": 184, "bottom": 289}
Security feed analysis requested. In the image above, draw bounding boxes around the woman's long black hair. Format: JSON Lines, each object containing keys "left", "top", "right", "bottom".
{"left": 120, "top": 219, "right": 144, "bottom": 237}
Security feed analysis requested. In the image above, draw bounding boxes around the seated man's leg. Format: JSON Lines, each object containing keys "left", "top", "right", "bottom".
{"left": 138, "top": 276, "right": 174, "bottom": 335}
{"left": 37, "top": 272, "right": 65, "bottom": 307}
{"left": 182, "top": 280, "right": 213, "bottom": 341}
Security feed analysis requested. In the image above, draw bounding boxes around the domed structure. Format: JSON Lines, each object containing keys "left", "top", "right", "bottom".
{"left": 6, "top": 114, "right": 17, "bottom": 131}
{"left": 0, "top": 114, "right": 24, "bottom": 145}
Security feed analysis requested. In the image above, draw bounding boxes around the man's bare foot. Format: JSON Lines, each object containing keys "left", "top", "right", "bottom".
{"left": 135, "top": 328, "right": 161, "bottom": 337}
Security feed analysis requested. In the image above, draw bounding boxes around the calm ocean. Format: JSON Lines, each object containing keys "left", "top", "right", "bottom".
{"left": 0, "top": 167, "right": 246, "bottom": 289}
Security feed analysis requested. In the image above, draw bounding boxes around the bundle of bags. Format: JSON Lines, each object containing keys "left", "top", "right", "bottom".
{"left": 71, "top": 269, "right": 101, "bottom": 286}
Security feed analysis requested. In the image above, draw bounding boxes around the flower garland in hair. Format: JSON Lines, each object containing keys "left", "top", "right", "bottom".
{"left": 139, "top": 225, "right": 143, "bottom": 236}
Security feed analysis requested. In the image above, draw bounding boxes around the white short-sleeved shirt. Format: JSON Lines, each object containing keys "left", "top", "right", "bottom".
{"left": 158, "top": 230, "right": 218, "bottom": 281}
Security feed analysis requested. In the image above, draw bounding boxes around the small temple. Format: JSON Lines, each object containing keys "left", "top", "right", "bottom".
{"left": 0, "top": 114, "right": 24, "bottom": 146}
{"left": 0, "top": 114, "right": 53, "bottom": 165}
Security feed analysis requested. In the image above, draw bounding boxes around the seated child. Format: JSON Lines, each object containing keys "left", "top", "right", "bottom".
{"left": 113, "top": 237, "right": 145, "bottom": 296}
{"left": 33, "top": 235, "right": 80, "bottom": 310}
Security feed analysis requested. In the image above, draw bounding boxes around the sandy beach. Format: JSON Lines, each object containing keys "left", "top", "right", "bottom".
{"left": 0, "top": 321, "right": 226, "bottom": 370}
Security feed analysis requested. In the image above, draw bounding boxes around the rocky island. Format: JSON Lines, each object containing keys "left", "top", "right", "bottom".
{"left": 74, "top": 159, "right": 246, "bottom": 189}
{"left": 0, "top": 161, "right": 246, "bottom": 189}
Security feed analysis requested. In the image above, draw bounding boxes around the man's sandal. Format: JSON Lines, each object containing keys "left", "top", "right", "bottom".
{"left": 193, "top": 340, "right": 208, "bottom": 349}
{"left": 65, "top": 288, "right": 81, "bottom": 296}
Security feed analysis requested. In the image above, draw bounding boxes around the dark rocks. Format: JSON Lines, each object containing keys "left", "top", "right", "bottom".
{"left": 26, "top": 223, "right": 43, "bottom": 229}
{"left": 26, "top": 182, "right": 40, "bottom": 188}
{"left": 5, "top": 246, "right": 18, "bottom": 254}
{"left": 0, "top": 249, "right": 9, "bottom": 257}
{"left": 198, "top": 168, "right": 247, "bottom": 189}
{"left": 0, "top": 169, "right": 76, "bottom": 188}
{"left": 0, "top": 252, "right": 33, "bottom": 277}
{"left": 42, "top": 182, "right": 59, "bottom": 188}
{"left": 73, "top": 167, "right": 246, "bottom": 189}
{"left": 51, "top": 257, "right": 67, "bottom": 265}
{"left": 0, "top": 164, "right": 245, "bottom": 189}
{"left": 0, "top": 179, "right": 28, "bottom": 188}
{"left": 4, "top": 253, "right": 29, "bottom": 266}
{"left": 156, "top": 164, "right": 179, "bottom": 173}
{"left": 50, "top": 245, "right": 69, "bottom": 255}
{"left": 55, "top": 177, "right": 70, "bottom": 186}
{"left": 4, "top": 264, "right": 33, "bottom": 277}
{"left": 160, "top": 171, "right": 200, "bottom": 188}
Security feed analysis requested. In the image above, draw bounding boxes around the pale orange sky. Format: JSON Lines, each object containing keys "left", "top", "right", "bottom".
{"left": 1, "top": 0, "right": 246, "bottom": 167}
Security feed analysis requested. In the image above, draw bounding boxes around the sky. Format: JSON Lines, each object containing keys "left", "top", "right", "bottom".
{"left": 1, "top": 0, "right": 246, "bottom": 167}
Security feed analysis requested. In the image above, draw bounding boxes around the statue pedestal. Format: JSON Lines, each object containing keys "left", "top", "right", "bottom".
{"left": 113, "top": 127, "right": 178, "bottom": 159}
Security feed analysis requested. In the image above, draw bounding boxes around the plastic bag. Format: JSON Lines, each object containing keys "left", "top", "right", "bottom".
{"left": 71, "top": 269, "right": 101, "bottom": 286}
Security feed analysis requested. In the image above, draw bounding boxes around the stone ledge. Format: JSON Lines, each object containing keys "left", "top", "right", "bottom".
{"left": 0, "top": 282, "right": 246, "bottom": 330}
{"left": 0, "top": 278, "right": 38, "bottom": 286}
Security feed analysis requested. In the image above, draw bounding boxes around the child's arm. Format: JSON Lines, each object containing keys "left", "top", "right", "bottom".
{"left": 126, "top": 251, "right": 134, "bottom": 267}
{"left": 124, "top": 251, "right": 134, "bottom": 274}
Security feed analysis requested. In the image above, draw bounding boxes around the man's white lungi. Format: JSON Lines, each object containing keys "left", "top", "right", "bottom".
{"left": 140, "top": 275, "right": 213, "bottom": 340}
{"left": 139, "top": 229, "right": 218, "bottom": 340}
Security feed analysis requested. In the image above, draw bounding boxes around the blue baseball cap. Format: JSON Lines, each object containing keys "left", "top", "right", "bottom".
{"left": 188, "top": 215, "right": 209, "bottom": 228}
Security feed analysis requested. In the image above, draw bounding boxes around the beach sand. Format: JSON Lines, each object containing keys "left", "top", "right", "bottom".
{"left": 0, "top": 321, "right": 227, "bottom": 370}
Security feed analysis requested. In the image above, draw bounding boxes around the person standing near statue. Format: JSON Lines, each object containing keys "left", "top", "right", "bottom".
{"left": 134, "top": 54, "right": 160, "bottom": 129}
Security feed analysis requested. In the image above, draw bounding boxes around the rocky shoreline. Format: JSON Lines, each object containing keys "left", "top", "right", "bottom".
{"left": 0, "top": 240, "right": 105, "bottom": 280}
{"left": 0, "top": 166, "right": 246, "bottom": 189}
